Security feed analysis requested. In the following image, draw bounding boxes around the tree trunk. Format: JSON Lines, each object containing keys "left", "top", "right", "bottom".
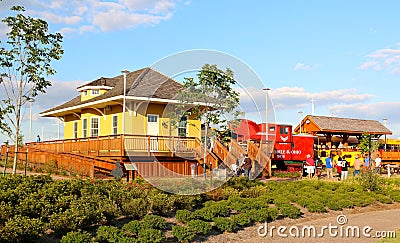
{"left": 12, "top": 129, "right": 19, "bottom": 174}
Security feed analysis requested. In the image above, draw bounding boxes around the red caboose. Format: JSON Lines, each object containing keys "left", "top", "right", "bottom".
{"left": 232, "top": 119, "right": 315, "bottom": 171}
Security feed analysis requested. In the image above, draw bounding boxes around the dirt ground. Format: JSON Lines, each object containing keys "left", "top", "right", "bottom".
{"left": 2, "top": 166, "right": 400, "bottom": 242}
{"left": 202, "top": 203, "right": 400, "bottom": 243}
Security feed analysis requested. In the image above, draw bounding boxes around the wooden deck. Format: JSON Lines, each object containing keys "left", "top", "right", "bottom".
{"left": 1, "top": 135, "right": 271, "bottom": 178}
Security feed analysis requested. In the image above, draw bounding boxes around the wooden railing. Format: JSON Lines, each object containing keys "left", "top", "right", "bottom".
{"left": 1, "top": 135, "right": 220, "bottom": 178}
{"left": 26, "top": 134, "right": 200, "bottom": 157}
{"left": 1, "top": 145, "right": 119, "bottom": 177}
{"left": 247, "top": 141, "right": 272, "bottom": 178}
{"left": 213, "top": 140, "right": 239, "bottom": 169}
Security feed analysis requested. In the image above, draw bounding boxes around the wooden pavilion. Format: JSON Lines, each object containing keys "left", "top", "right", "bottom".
{"left": 293, "top": 115, "right": 392, "bottom": 148}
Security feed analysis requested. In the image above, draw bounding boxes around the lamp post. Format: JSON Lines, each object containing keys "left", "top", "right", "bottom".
{"left": 121, "top": 70, "right": 129, "bottom": 135}
{"left": 298, "top": 111, "right": 303, "bottom": 134}
{"left": 263, "top": 88, "right": 270, "bottom": 142}
{"left": 28, "top": 98, "right": 35, "bottom": 142}
{"left": 263, "top": 88, "right": 271, "bottom": 178}
{"left": 383, "top": 118, "right": 388, "bottom": 150}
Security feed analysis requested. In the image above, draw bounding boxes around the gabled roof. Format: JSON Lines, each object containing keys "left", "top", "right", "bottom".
{"left": 40, "top": 67, "right": 184, "bottom": 117}
{"left": 295, "top": 115, "right": 392, "bottom": 135}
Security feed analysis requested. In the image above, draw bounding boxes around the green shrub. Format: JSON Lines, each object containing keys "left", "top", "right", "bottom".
{"left": 305, "top": 202, "right": 327, "bottom": 213}
{"left": 213, "top": 217, "right": 236, "bottom": 232}
{"left": 338, "top": 199, "right": 355, "bottom": 209}
{"left": 246, "top": 208, "right": 268, "bottom": 222}
{"left": 147, "top": 190, "right": 176, "bottom": 216}
{"left": 171, "top": 225, "right": 196, "bottom": 243}
{"left": 387, "top": 190, "right": 400, "bottom": 202}
{"left": 231, "top": 213, "right": 252, "bottom": 227}
{"left": 187, "top": 219, "right": 212, "bottom": 235}
{"left": 137, "top": 228, "right": 165, "bottom": 243}
{"left": 273, "top": 196, "right": 291, "bottom": 207}
{"left": 220, "top": 187, "right": 241, "bottom": 198}
{"left": 172, "top": 194, "right": 203, "bottom": 210}
{"left": 279, "top": 204, "right": 302, "bottom": 218}
{"left": 121, "top": 198, "right": 149, "bottom": 218}
{"left": 326, "top": 200, "right": 343, "bottom": 211}
{"left": 96, "top": 225, "right": 124, "bottom": 243}
{"left": 142, "top": 214, "right": 166, "bottom": 230}
{"left": 375, "top": 194, "right": 393, "bottom": 204}
{"left": 122, "top": 220, "right": 145, "bottom": 236}
{"left": 267, "top": 207, "right": 279, "bottom": 220}
{"left": 0, "top": 215, "right": 45, "bottom": 243}
{"left": 60, "top": 230, "right": 95, "bottom": 243}
{"left": 356, "top": 170, "right": 384, "bottom": 192}
{"left": 176, "top": 209, "right": 197, "bottom": 223}
{"left": 195, "top": 203, "right": 230, "bottom": 221}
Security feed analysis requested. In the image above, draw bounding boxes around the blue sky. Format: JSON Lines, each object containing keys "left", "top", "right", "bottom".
{"left": 1, "top": 0, "right": 400, "bottom": 142}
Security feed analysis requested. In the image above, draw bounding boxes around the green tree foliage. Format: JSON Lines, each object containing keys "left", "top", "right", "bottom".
{"left": 358, "top": 132, "right": 381, "bottom": 156}
{"left": 173, "top": 64, "right": 241, "bottom": 143}
{"left": 0, "top": 6, "right": 63, "bottom": 174}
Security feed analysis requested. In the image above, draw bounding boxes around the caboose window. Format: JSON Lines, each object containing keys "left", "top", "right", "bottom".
{"left": 280, "top": 126, "right": 289, "bottom": 134}
{"left": 269, "top": 126, "right": 275, "bottom": 132}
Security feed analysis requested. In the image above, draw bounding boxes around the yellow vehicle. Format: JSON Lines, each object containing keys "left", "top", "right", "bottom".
{"left": 318, "top": 149, "right": 364, "bottom": 167}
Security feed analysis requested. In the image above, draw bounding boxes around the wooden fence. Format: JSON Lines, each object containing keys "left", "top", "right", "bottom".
{"left": 133, "top": 160, "right": 205, "bottom": 177}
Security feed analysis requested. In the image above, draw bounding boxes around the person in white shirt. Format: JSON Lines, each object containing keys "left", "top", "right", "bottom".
{"left": 374, "top": 155, "right": 382, "bottom": 174}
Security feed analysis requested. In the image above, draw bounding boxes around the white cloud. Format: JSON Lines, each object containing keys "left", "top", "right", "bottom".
{"left": 359, "top": 44, "right": 400, "bottom": 73}
{"left": 328, "top": 102, "right": 400, "bottom": 136}
{"left": 293, "top": 63, "right": 312, "bottom": 71}
{"left": 238, "top": 86, "right": 374, "bottom": 115}
{"left": 1, "top": 0, "right": 184, "bottom": 35}
{"left": 35, "top": 79, "right": 85, "bottom": 110}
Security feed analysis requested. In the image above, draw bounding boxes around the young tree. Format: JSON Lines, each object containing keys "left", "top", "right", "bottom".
{"left": 0, "top": 6, "right": 64, "bottom": 174}
{"left": 358, "top": 132, "right": 381, "bottom": 167}
{"left": 175, "top": 64, "right": 241, "bottom": 167}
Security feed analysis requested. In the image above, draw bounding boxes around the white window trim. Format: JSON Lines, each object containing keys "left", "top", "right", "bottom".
{"left": 91, "top": 89, "right": 100, "bottom": 95}
{"left": 112, "top": 115, "right": 118, "bottom": 135}
{"left": 73, "top": 121, "right": 78, "bottom": 139}
{"left": 178, "top": 115, "right": 188, "bottom": 137}
{"left": 90, "top": 116, "right": 100, "bottom": 137}
{"left": 82, "top": 118, "right": 88, "bottom": 138}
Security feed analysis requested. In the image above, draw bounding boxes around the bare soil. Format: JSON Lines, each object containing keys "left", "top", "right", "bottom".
{"left": 200, "top": 203, "right": 400, "bottom": 243}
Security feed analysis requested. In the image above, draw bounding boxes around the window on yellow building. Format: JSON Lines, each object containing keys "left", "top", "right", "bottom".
{"left": 178, "top": 116, "right": 187, "bottom": 137}
{"left": 73, "top": 121, "right": 78, "bottom": 139}
{"left": 82, "top": 118, "right": 88, "bottom": 138}
{"left": 92, "top": 89, "right": 99, "bottom": 95}
{"left": 91, "top": 117, "right": 99, "bottom": 137}
{"left": 112, "top": 115, "right": 118, "bottom": 135}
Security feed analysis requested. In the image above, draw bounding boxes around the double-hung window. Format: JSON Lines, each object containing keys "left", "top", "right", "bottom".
{"left": 178, "top": 116, "right": 188, "bottom": 137}
{"left": 82, "top": 118, "right": 88, "bottom": 138}
{"left": 112, "top": 115, "right": 118, "bottom": 135}
{"left": 73, "top": 121, "right": 78, "bottom": 139}
{"left": 91, "top": 117, "right": 99, "bottom": 137}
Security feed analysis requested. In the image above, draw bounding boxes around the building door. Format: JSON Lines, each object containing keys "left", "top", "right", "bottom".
{"left": 147, "top": 114, "right": 159, "bottom": 150}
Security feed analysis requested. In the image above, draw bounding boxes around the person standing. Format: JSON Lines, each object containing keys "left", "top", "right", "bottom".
{"left": 335, "top": 156, "right": 342, "bottom": 180}
{"left": 36, "top": 135, "right": 41, "bottom": 142}
{"left": 341, "top": 157, "right": 349, "bottom": 180}
{"left": 363, "top": 153, "right": 370, "bottom": 171}
{"left": 353, "top": 155, "right": 363, "bottom": 176}
{"left": 241, "top": 154, "right": 252, "bottom": 178}
{"left": 325, "top": 154, "right": 333, "bottom": 179}
{"left": 305, "top": 154, "right": 315, "bottom": 179}
{"left": 374, "top": 154, "right": 382, "bottom": 174}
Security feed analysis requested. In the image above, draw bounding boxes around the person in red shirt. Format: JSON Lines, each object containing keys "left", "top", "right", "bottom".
{"left": 305, "top": 154, "right": 315, "bottom": 179}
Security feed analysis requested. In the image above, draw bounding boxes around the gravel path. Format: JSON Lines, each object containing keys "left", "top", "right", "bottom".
{"left": 203, "top": 203, "right": 400, "bottom": 243}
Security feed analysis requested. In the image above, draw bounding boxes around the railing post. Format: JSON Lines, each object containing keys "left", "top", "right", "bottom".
{"left": 3, "top": 147, "right": 8, "bottom": 176}
{"left": 25, "top": 149, "right": 28, "bottom": 176}
{"left": 120, "top": 135, "right": 124, "bottom": 157}
{"left": 147, "top": 136, "right": 150, "bottom": 156}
